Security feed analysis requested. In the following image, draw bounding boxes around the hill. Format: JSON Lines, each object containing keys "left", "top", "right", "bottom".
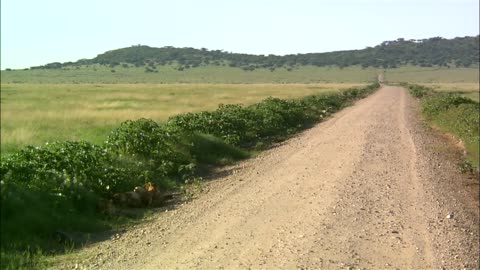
{"left": 29, "top": 36, "right": 479, "bottom": 71}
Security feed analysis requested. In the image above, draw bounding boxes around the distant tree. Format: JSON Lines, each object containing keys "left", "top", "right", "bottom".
{"left": 48, "top": 35, "right": 478, "bottom": 71}
{"left": 44, "top": 62, "right": 63, "bottom": 69}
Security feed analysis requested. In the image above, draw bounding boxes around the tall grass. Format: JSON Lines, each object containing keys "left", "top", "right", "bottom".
{"left": 416, "top": 82, "right": 479, "bottom": 102}
{"left": 385, "top": 66, "right": 479, "bottom": 83}
{"left": 0, "top": 83, "right": 364, "bottom": 155}
{"left": 407, "top": 84, "right": 479, "bottom": 167}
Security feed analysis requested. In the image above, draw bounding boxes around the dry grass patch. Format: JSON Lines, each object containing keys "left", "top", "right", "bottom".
{"left": 420, "top": 83, "right": 479, "bottom": 101}
{"left": 1, "top": 83, "right": 364, "bottom": 155}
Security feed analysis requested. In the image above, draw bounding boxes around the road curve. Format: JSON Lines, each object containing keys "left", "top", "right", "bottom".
{"left": 71, "top": 86, "right": 479, "bottom": 270}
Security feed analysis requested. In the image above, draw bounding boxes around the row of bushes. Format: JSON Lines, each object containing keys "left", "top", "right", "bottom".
{"left": 0, "top": 83, "right": 379, "bottom": 267}
{"left": 407, "top": 84, "right": 434, "bottom": 98}
{"left": 406, "top": 84, "right": 479, "bottom": 167}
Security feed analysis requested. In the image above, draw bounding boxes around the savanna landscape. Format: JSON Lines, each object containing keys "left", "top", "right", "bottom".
{"left": 1, "top": 27, "right": 479, "bottom": 270}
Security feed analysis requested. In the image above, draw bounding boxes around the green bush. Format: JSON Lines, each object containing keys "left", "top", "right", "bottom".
{"left": 421, "top": 93, "right": 476, "bottom": 117}
{"left": 106, "top": 118, "right": 192, "bottom": 181}
{"left": 407, "top": 84, "right": 434, "bottom": 98}
{"left": 423, "top": 95, "right": 479, "bottom": 155}
{"left": 0, "top": 141, "right": 112, "bottom": 198}
{"left": 167, "top": 104, "right": 256, "bottom": 146}
{"left": 247, "top": 98, "right": 307, "bottom": 140}
{"left": 190, "top": 134, "right": 250, "bottom": 165}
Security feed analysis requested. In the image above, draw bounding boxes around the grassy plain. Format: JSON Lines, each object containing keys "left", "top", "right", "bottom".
{"left": 0, "top": 83, "right": 364, "bottom": 155}
{"left": 1, "top": 65, "right": 380, "bottom": 83}
{"left": 1, "top": 65, "right": 477, "bottom": 155}
{"left": 419, "top": 82, "right": 479, "bottom": 101}
{"left": 2, "top": 64, "right": 478, "bottom": 84}
{"left": 384, "top": 66, "right": 479, "bottom": 83}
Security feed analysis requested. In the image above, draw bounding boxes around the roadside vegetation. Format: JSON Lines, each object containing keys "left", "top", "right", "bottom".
{"left": 416, "top": 82, "right": 479, "bottom": 102}
{"left": 0, "top": 83, "right": 365, "bottom": 155}
{"left": 0, "top": 83, "right": 379, "bottom": 269}
{"left": 406, "top": 84, "right": 479, "bottom": 169}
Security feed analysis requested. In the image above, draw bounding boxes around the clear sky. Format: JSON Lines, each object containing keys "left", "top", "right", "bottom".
{"left": 1, "top": 0, "right": 478, "bottom": 69}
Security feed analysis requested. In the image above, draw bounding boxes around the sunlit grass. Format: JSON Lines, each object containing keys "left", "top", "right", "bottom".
{"left": 1, "top": 65, "right": 381, "bottom": 83}
{"left": 419, "top": 82, "right": 479, "bottom": 101}
{"left": 385, "top": 66, "right": 479, "bottom": 83}
{"left": 1, "top": 83, "right": 364, "bottom": 155}
{"left": 3, "top": 64, "right": 478, "bottom": 84}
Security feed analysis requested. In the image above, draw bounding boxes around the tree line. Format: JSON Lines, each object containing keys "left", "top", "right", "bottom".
{"left": 30, "top": 36, "right": 479, "bottom": 71}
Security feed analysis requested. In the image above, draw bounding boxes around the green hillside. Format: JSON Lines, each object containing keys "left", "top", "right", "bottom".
{"left": 26, "top": 35, "right": 479, "bottom": 71}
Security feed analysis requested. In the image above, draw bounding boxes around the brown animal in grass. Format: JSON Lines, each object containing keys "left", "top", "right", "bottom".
{"left": 142, "top": 182, "right": 162, "bottom": 207}
{"left": 112, "top": 182, "right": 173, "bottom": 208}
{"left": 144, "top": 182, "right": 175, "bottom": 207}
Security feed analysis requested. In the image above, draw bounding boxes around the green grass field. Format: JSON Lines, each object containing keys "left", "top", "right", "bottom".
{"left": 0, "top": 83, "right": 364, "bottom": 155}
{"left": 2, "top": 64, "right": 478, "bottom": 156}
{"left": 418, "top": 83, "right": 479, "bottom": 101}
{"left": 2, "top": 64, "right": 478, "bottom": 84}
{"left": 2, "top": 64, "right": 381, "bottom": 83}
{"left": 384, "top": 66, "right": 479, "bottom": 83}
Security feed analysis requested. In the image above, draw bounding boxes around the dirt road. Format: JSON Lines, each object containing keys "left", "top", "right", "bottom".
{"left": 70, "top": 86, "right": 479, "bottom": 270}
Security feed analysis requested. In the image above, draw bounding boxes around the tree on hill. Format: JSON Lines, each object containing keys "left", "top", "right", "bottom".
{"left": 31, "top": 36, "right": 479, "bottom": 70}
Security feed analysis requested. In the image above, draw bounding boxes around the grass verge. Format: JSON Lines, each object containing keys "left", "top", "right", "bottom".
{"left": 406, "top": 84, "right": 479, "bottom": 169}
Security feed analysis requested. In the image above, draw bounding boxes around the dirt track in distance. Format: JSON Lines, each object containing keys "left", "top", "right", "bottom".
{"left": 65, "top": 86, "right": 479, "bottom": 270}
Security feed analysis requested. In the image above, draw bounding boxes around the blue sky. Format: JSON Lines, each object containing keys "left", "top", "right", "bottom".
{"left": 1, "top": 0, "right": 478, "bottom": 69}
